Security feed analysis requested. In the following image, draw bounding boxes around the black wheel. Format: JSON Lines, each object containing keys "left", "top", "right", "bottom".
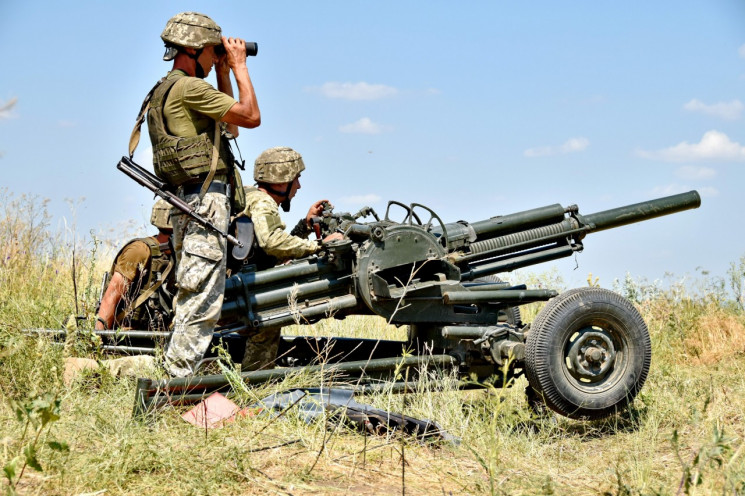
{"left": 525, "top": 287, "right": 650, "bottom": 420}
{"left": 524, "top": 287, "right": 586, "bottom": 395}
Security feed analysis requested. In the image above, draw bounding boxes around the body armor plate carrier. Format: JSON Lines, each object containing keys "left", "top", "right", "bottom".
{"left": 109, "top": 237, "right": 176, "bottom": 331}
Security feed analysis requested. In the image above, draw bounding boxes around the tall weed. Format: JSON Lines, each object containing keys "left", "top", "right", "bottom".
{"left": 1, "top": 193, "right": 744, "bottom": 494}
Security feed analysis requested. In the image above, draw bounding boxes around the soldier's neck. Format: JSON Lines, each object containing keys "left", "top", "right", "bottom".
{"left": 171, "top": 56, "right": 195, "bottom": 77}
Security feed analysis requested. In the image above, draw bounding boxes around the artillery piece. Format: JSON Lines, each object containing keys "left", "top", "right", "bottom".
{"left": 132, "top": 190, "right": 700, "bottom": 420}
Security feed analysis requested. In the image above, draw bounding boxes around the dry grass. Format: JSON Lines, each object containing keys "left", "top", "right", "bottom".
{"left": 683, "top": 305, "right": 745, "bottom": 365}
{"left": 2, "top": 192, "right": 745, "bottom": 495}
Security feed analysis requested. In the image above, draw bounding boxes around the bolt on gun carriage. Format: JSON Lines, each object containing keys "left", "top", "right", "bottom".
{"left": 133, "top": 190, "right": 700, "bottom": 420}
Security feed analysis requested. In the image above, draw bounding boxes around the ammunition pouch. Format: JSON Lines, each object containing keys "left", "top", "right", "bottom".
{"left": 130, "top": 74, "right": 244, "bottom": 201}
{"left": 152, "top": 132, "right": 232, "bottom": 187}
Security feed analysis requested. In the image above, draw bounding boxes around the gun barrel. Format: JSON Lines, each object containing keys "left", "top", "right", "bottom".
{"left": 469, "top": 204, "right": 568, "bottom": 240}
{"left": 453, "top": 190, "right": 701, "bottom": 280}
{"left": 582, "top": 190, "right": 701, "bottom": 232}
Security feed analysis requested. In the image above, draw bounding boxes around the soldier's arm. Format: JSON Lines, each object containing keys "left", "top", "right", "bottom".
{"left": 252, "top": 198, "right": 320, "bottom": 260}
{"left": 95, "top": 241, "right": 149, "bottom": 330}
{"left": 220, "top": 37, "right": 261, "bottom": 133}
{"left": 96, "top": 272, "right": 128, "bottom": 330}
{"left": 214, "top": 52, "right": 238, "bottom": 137}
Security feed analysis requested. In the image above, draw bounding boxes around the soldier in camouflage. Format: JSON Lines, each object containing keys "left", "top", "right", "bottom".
{"left": 147, "top": 12, "right": 261, "bottom": 377}
{"left": 95, "top": 199, "right": 176, "bottom": 332}
{"left": 65, "top": 201, "right": 174, "bottom": 385}
{"left": 238, "top": 146, "right": 343, "bottom": 370}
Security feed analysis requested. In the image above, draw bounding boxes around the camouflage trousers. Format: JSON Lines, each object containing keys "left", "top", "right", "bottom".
{"left": 164, "top": 191, "right": 229, "bottom": 377}
{"left": 241, "top": 327, "right": 282, "bottom": 371}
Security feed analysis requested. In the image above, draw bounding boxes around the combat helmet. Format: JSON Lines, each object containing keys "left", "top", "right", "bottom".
{"left": 161, "top": 12, "right": 222, "bottom": 61}
{"left": 254, "top": 146, "right": 306, "bottom": 184}
{"left": 254, "top": 147, "right": 306, "bottom": 212}
{"left": 150, "top": 199, "right": 172, "bottom": 232}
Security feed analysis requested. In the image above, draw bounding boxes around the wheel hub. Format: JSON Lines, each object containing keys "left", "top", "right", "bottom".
{"left": 567, "top": 329, "right": 616, "bottom": 383}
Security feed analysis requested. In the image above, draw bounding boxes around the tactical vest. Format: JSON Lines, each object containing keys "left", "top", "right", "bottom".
{"left": 109, "top": 237, "right": 176, "bottom": 331}
{"left": 147, "top": 72, "right": 234, "bottom": 186}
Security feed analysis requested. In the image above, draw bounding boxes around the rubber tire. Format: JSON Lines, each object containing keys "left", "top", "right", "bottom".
{"left": 525, "top": 287, "right": 650, "bottom": 420}
{"left": 524, "top": 287, "right": 586, "bottom": 395}
{"left": 524, "top": 288, "right": 587, "bottom": 415}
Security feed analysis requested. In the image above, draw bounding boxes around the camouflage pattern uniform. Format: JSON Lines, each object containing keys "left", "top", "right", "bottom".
{"left": 96, "top": 199, "right": 176, "bottom": 332}
{"left": 242, "top": 187, "right": 320, "bottom": 263}
{"left": 148, "top": 12, "right": 238, "bottom": 377}
{"left": 164, "top": 192, "right": 230, "bottom": 376}
{"left": 240, "top": 147, "right": 319, "bottom": 371}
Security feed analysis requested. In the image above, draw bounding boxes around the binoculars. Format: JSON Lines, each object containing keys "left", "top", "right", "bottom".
{"left": 216, "top": 42, "right": 258, "bottom": 57}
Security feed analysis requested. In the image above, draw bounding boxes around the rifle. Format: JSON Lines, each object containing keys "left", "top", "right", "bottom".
{"left": 94, "top": 271, "right": 109, "bottom": 315}
{"left": 117, "top": 156, "right": 243, "bottom": 247}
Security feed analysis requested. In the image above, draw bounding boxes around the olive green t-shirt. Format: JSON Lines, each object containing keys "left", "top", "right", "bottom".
{"left": 113, "top": 240, "right": 151, "bottom": 282}
{"left": 163, "top": 70, "right": 237, "bottom": 138}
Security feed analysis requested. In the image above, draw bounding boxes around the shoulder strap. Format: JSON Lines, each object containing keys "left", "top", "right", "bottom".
{"left": 128, "top": 77, "right": 165, "bottom": 158}
{"left": 129, "top": 237, "right": 173, "bottom": 310}
{"left": 199, "top": 121, "right": 221, "bottom": 199}
{"left": 128, "top": 74, "right": 184, "bottom": 158}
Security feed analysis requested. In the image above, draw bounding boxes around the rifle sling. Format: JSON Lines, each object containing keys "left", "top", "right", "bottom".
{"left": 199, "top": 121, "right": 221, "bottom": 200}
{"left": 130, "top": 76, "right": 230, "bottom": 213}
{"left": 130, "top": 258, "right": 174, "bottom": 312}
{"left": 129, "top": 77, "right": 166, "bottom": 159}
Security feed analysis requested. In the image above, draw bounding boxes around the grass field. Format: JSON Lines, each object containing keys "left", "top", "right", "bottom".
{"left": 1, "top": 192, "right": 744, "bottom": 495}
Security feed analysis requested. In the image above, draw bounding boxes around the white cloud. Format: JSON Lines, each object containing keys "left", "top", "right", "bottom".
{"left": 524, "top": 137, "right": 589, "bottom": 158}
{"left": 637, "top": 130, "right": 745, "bottom": 162}
{"left": 739, "top": 43, "right": 745, "bottom": 59}
{"left": 675, "top": 165, "right": 716, "bottom": 180}
{"left": 0, "top": 97, "right": 18, "bottom": 119}
{"left": 339, "top": 117, "right": 391, "bottom": 135}
{"left": 683, "top": 99, "right": 743, "bottom": 120}
{"left": 650, "top": 183, "right": 719, "bottom": 198}
{"left": 339, "top": 194, "right": 382, "bottom": 205}
{"left": 309, "top": 82, "right": 398, "bottom": 101}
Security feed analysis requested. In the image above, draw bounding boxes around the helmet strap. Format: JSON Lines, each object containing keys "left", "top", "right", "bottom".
{"left": 263, "top": 181, "right": 295, "bottom": 212}
{"left": 186, "top": 47, "right": 206, "bottom": 78}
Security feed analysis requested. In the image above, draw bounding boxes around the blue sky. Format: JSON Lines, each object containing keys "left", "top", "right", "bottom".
{"left": 1, "top": 1, "right": 744, "bottom": 289}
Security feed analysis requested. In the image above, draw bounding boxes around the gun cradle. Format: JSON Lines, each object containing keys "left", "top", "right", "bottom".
{"left": 135, "top": 191, "right": 700, "bottom": 420}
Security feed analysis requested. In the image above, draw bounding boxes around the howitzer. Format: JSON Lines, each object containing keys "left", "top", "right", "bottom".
{"left": 134, "top": 191, "right": 700, "bottom": 420}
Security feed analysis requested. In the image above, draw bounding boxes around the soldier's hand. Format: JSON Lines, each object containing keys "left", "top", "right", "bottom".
{"left": 306, "top": 200, "right": 331, "bottom": 226}
{"left": 322, "top": 232, "right": 344, "bottom": 243}
{"left": 222, "top": 36, "right": 247, "bottom": 69}
{"left": 215, "top": 49, "right": 230, "bottom": 77}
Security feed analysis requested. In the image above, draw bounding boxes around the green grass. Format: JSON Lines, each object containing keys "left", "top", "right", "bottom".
{"left": 2, "top": 191, "right": 744, "bottom": 495}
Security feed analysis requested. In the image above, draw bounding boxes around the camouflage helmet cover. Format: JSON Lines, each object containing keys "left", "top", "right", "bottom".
{"left": 161, "top": 12, "right": 222, "bottom": 51}
{"left": 150, "top": 199, "right": 172, "bottom": 231}
{"left": 254, "top": 146, "right": 306, "bottom": 184}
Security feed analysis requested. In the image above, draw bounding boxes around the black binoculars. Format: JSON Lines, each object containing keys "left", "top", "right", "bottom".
{"left": 216, "top": 42, "right": 258, "bottom": 57}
